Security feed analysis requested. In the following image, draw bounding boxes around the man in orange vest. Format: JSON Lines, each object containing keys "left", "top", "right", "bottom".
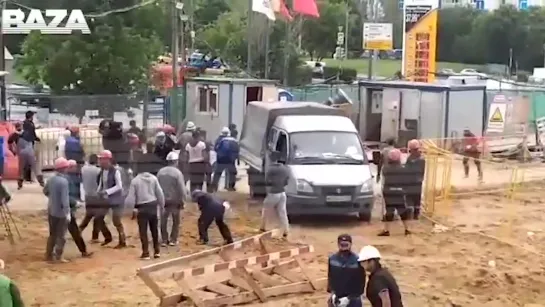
{"left": 462, "top": 128, "right": 483, "bottom": 182}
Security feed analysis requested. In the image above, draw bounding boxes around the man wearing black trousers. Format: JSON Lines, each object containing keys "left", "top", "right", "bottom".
{"left": 192, "top": 190, "right": 233, "bottom": 245}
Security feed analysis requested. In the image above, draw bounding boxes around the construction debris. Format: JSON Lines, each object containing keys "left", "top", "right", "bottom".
{"left": 137, "top": 229, "right": 325, "bottom": 306}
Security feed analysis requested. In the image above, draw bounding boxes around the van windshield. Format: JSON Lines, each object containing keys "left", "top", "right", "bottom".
{"left": 289, "top": 131, "right": 367, "bottom": 165}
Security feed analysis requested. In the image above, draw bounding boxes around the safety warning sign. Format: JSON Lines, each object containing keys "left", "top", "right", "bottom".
{"left": 487, "top": 103, "right": 507, "bottom": 133}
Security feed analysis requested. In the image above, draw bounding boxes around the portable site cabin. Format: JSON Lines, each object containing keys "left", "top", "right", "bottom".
{"left": 357, "top": 80, "right": 487, "bottom": 146}
{"left": 182, "top": 77, "right": 278, "bottom": 138}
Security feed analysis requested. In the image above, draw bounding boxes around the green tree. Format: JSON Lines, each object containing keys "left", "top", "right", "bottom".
{"left": 301, "top": 1, "right": 346, "bottom": 60}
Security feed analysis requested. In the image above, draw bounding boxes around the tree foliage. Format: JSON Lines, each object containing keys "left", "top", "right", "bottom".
{"left": 14, "top": 0, "right": 163, "bottom": 118}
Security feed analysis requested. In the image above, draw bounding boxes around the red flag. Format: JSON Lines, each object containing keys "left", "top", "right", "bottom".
{"left": 293, "top": 0, "right": 319, "bottom": 18}
{"left": 272, "top": 0, "right": 293, "bottom": 21}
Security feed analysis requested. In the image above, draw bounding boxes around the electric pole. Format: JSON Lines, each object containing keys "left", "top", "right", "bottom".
{"left": 171, "top": 0, "right": 180, "bottom": 103}
{"left": 0, "top": 0, "right": 7, "bottom": 121}
{"left": 247, "top": 0, "right": 253, "bottom": 74}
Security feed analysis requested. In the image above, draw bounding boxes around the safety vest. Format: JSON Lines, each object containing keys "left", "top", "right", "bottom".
{"left": 0, "top": 274, "right": 13, "bottom": 307}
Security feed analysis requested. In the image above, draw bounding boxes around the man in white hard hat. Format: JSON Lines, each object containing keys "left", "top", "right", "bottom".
{"left": 327, "top": 234, "right": 365, "bottom": 307}
{"left": 358, "top": 245, "right": 404, "bottom": 307}
{"left": 157, "top": 151, "right": 188, "bottom": 246}
{"left": 0, "top": 259, "right": 24, "bottom": 307}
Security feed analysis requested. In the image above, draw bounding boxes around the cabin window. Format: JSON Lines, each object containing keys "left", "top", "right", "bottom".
{"left": 197, "top": 85, "right": 218, "bottom": 115}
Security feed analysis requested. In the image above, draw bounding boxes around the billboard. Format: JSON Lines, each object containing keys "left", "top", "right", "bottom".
{"left": 401, "top": 0, "right": 439, "bottom": 83}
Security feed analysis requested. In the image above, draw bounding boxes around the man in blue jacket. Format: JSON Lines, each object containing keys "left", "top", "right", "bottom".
{"left": 212, "top": 127, "right": 239, "bottom": 192}
{"left": 327, "top": 234, "right": 366, "bottom": 307}
{"left": 191, "top": 190, "right": 233, "bottom": 245}
{"left": 64, "top": 126, "right": 85, "bottom": 167}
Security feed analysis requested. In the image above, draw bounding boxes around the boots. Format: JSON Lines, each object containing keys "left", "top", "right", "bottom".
{"left": 114, "top": 228, "right": 127, "bottom": 249}
{"left": 17, "top": 179, "right": 23, "bottom": 190}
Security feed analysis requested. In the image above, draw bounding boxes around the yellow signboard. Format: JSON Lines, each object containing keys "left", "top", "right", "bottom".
{"left": 403, "top": 8, "right": 437, "bottom": 83}
{"left": 490, "top": 107, "right": 504, "bottom": 122}
{"left": 364, "top": 40, "right": 393, "bottom": 51}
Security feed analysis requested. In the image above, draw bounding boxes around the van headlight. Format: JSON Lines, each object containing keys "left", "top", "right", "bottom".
{"left": 296, "top": 179, "right": 313, "bottom": 193}
{"left": 360, "top": 179, "right": 374, "bottom": 193}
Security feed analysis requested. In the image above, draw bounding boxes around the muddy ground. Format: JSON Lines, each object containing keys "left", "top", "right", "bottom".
{"left": 2, "top": 164, "right": 545, "bottom": 306}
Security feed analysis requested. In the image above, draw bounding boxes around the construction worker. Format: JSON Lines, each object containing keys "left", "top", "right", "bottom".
{"left": 66, "top": 160, "right": 93, "bottom": 257}
{"left": 462, "top": 128, "right": 483, "bottom": 181}
{"left": 125, "top": 169, "right": 165, "bottom": 259}
{"left": 97, "top": 150, "right": 126, "bottom": 249}
{"left": 184, "top": 130, "right": 209, "bottom": 192}
{"left": 212, "top": 127, "right": 239, "bottom": 192}
{"left": 376, "top": 138, "right": 396, "bottom": 183}
{"left": 157, "top": 151, "right": 188, "bottom": 246}
{"left": 176, "top": 121, "right": 195, "bottom": 181}
{"left": 327, "top": 234, "right": 366, "bottom": 307}
{"left": 128, "top": 120, "right": 145, "bottom": 145}
{"left": 259, "top": 151, "right": 290, "bottom": 239}
{"left": 192, "top": 190, "right": 233, "bottom": 245}
{"left": 8, "top": 121, "right": 44, "bottom": 190}
{"left": 358, "top": 245, "right": 404, "bottom": 307}
{"left": 378, "top": 149, "right": 411, "bottom": 236}
{"left": 154, "top": 131, "right": 175, "bottom": 161}
{"left": 64, "top": 126, "right": 85, "bottom": 167}
{"left": 79, "top": 154, "right": 111, "bottom": 244}
{"left": 405, "top": 139, "right": 425, "bottom": 219}
{"left": 43, "top": 157, "right": 71, "bottom": 263}
{"left": 0, "top": 259, "right": 24, "bottom": 307}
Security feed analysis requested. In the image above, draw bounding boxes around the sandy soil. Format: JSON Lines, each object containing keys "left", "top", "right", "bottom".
{"left": 2, "top": 164, "right": 545, "bottom": 306}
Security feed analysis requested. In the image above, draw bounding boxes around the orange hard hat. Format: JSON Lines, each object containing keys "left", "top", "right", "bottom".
{"left": 408, "top": 139, "right": 420, "bottom": 150}
{"left": 388, "top": 148, "right": 402, "bottom": 162}
{"left": 54, "top": 157, "right": 70, "bottom": 169}
{"left": 98, "top": 150, "right": 113, "bottom": 159}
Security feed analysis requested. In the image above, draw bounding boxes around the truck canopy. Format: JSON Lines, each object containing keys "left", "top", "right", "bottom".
{"left": 239, "top": 101, "right": 344, "bottom": 170}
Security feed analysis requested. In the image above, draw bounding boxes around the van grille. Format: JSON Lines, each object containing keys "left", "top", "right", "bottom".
{"left": 321, "top": 186, "right": 356, "bottom": 195}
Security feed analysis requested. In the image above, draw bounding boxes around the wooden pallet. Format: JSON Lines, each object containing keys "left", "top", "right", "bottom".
{"left": 137, "top": 229, "right": 325, "bottom": 306}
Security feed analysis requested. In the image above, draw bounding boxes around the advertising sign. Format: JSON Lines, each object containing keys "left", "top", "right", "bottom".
{"left": 363, "top": 23, "right": 393, "bottom": 50}
{"left": 402, "top": 0, "right": 438, "bottom": 83}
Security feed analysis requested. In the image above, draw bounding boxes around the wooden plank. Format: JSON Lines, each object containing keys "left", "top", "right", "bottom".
{"left": 189, "top": 270, "right": 232, "bottom": 290}
{"left": 160, "top": 294, "right": 185, "bottom": 307}
{"left": 204, "top": 281, "right": 316, "bottom": 306}
{"left": 206, "top": 283, "right": 240, "bottom": 296}
{"left": 227, "top": 275, "right": 255, "bottom": 292}
{"left": 273, "top": 267, "right": 306, "bottom": 283}
{"left": 294, "top": 256, "right": 319, "bottom": 290}
{"left": 176, "top": 278, "right": 206, "bottom": 307}
{"left": 194, "top": 289, "right": 218, "bottom": 300}
{"left": 136, "top": 270, "right": 166, "bottom": 298}
{"left": 220, "top": 249, "right": 267, "bottom": 302}
{"left": 139, "top": 229, "right": 280, "bottom": 274}
{"left": 251, "top": 270, "right": 285, "bottom": 287}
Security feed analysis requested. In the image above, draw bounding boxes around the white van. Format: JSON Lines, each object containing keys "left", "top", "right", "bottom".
{"left": 239, "top": 101, "right": 374, "bottom": 221}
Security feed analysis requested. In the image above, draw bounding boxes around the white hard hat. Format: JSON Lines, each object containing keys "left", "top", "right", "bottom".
{"left": 221, "top": 127, "right": 230, "bottom": 135}
{"left": 166, "top": 151, "right": 179, "bottom": 161}
{"left": 156, "top": 131, "right": 166, "bottom": 137}
{"left": 186, "top": 121, "right": 196, "bottom": 131}
{"left": 357, "top": 245, "right": 381, "bottom": 262}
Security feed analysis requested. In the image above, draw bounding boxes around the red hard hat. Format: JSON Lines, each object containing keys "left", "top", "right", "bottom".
{"left": 163, "top": 124, "right": 175, "bottom": 133}
{"left": 67, "top": 159, "right": 77, "bottom": 167}
{"left": 127, "top": 133, "right": 139, "bottom": 145}
{"left": 54, "top": 157, "right": 70, "bottom": 169}
{"left": 388, "top": 148, "right": 402, "bottom": 162}
{"left": 98, "top": 150, "right": 113, "bottom": 159}
{"left": 408, "top": 139, "right": 420, "bottom": 150}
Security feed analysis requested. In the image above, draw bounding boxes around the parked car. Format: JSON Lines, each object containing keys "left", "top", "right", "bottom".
{"left": 460, "top": 68, "right": 487, "bottom": 77}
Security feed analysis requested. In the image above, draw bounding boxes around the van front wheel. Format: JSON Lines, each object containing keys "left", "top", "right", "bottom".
{"left": 358, "top": 210, "right": 371, "bottom": 222}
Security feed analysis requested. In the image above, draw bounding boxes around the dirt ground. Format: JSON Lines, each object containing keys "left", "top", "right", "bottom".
{"left": 3, "top": 165, "right": 545, "bottom": 306}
